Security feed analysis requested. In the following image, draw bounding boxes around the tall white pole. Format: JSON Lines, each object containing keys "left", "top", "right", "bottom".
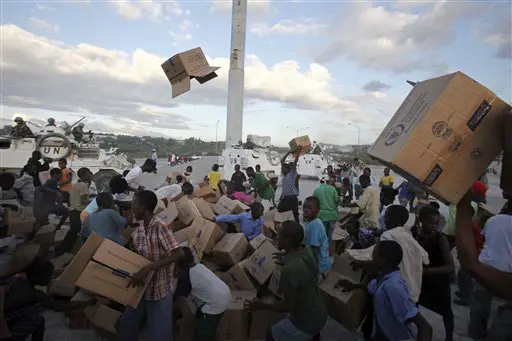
{"left": 225, "top": 0, "right": 247, "bottom": 147}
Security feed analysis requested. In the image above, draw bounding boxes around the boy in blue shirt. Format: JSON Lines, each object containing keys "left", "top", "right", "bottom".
{"left": 337, "top": 240, "right": 432, "bottom": 341}
{"left": 302, "top": 196, "right": 332, "bottom": 277}
{"left": 215, "top": 203, "right": 264, "bottom": 240}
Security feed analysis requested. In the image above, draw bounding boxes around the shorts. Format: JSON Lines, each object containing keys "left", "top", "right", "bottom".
{"left": 271, "top": 318, "right": 313, "bottom": 341}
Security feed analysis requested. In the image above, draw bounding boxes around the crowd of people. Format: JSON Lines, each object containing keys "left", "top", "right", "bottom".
{"left": 0, "top": 141, "right": 510, "bottom": 341}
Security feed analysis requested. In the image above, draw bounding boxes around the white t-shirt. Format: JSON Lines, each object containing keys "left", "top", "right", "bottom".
{"left": 154, "top": 184, "right": 182, "bottom": 200}
{"left": 357, "top": 186, "right": 380, "bottom": 229}
{"left": 380, "top": 226, "right": 430, "bottom": 302}
{"left": 115, "top": 166, "right": 143, "bottom": 202}
{"left": 479, "top": 214, "right": 512, "bottom": 273}
{"left": 190, "top": 264, "right": 232, "bottom": 315}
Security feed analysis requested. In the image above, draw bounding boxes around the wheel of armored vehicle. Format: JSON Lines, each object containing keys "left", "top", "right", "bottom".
{"left": 92, "top": 169, "right": 120, "bottom": 193}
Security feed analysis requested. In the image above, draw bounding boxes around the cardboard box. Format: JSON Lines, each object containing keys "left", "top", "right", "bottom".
{"left": 84, "top": 304, "right": 122, "bottom": 335}
{"left": 176, "top": 197, "right": 202, "bottom": 226}
{"left": 161, "top": 47, "right": 220, "bottom": 98}
{"left": 33, "top": 224, "right": 56, "bottom": 245}
{"left": 48, "top": 278, "right": 76, "bottom": 297}
{"left": 332, "top": 254, "right": 363, "bottom": 282}
{"left": 213, "top": 196, "right": 250, "bottom": 216}
{"left": 262, "top": 220, "right": 276, "bottom": 238}
{"left": 154, "top": 200, "right": 167, "bottom": 214}
{"left": 215, "top": 271, "right": 232, "bottom": 287}
{"left": 59, "top": 233, "right": 153, "bottom": 307}
{"left": 50, "top": 253, "right": 74, "bottom": 278}
{"left": 156, "top": 201, "right": 179, "bottom": 225}
{"left": 288, "top": 135, "right": 312, "bottom": 156}
{"left": 189, "top": 217, "right": 224, "bottom": 258}
{"left": 368, "top": 71, "right": 511, "bottom": 204}
{"left": 173, "top": 225, "right": 198, "bottom": 246}
{"left": 226, "top": 263, "right": 258, "bottom": 293}
{"left": 192, "top": 198, "right": 216, "bottom": 221}
{"left": 193, "top": 186, "right": 216, "bottom": 199}
{"left": 249, "top": 295, "right": 285, "bottom": 340}
{"left": 274, "top": 210, "right": 294, "bottom": 224}
{"left": 244, "top": 240, "right": 278, "bottom": 285}
{"left": 5, "top": 207, "right": 34, "bottom": 235}
{"left": 268, "top": 266, "right": 282, "bottom": 299}
{"left": 320, "top": 271, "right": 366, "bottom": 331}
{"left": 344, "top": 245, "right": 375, "bottom": 263}
{"left": 249, "top": 234, "right": 268, "bottom": 251}
{"left": 212, "top": 233, "right": 249, "bottom": 266}
{"left": 216, "top": 291, "right": 256, "bottom": 341}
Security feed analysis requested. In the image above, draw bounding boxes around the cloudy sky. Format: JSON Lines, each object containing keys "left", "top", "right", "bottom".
{"left": 1, "top": 0, "right": 511, "bottom": 146}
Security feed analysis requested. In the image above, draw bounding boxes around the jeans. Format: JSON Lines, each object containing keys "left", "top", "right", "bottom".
{"left": 55, "top": 209, "right": 81, "bottom": 256}
{"left": 277, "top": 195, "right": 299, "bottom": 222}
{"left": 468, "top": 281, "right": 512, "bottom": 341}
{"left": 354, "top": 184, "right": 362, "bottom": 200}
{"left": 456, "top": 267, "right": 473, "bottom": 304}
{"left": 271, "top": 318, "right": 313, "bottom": 341}
{"left": 117, "top": 295, "right": 173, "bottom": 341}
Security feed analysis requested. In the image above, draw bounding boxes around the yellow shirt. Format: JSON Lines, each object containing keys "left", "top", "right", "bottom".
{"left": 380, "top": 175, "right": 395, "bottom": 186}
{"left": 208, "top": 171, "right": 222, "bottom": 191}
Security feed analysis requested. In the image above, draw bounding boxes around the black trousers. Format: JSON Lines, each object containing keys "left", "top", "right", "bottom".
{"left": 277, "top": 195, "right": 299, "bottom": 222}
{"left": 55, "top": 209, "right": 81, "bottom": 256}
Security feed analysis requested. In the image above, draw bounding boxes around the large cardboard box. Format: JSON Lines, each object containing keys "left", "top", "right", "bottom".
{"left": 189, "top": 217, "right": 224, "bottom": 258}
{"left": 193, "top": 186, "right": 216, "bottom": 200}
{"left": 274, "top": 210, "right": 294, "bottom": 225}
{"left": 249, "top": 295, "right": 285, "bottom": 340}
{"left": 212, "top": 233, "right": 249, "bottom": 266}
{"left": 320, "top": 271, "right": 366, "bottom": 331}
{"left": 33, "top": 224, "right": 56, "bottom": 246}
{"left": 249, "top": 234, "right": 268, "bottom": 251}
{"left": 161, "top": 47, "right": 220, "bottom": 98}
{"left": 226, "top": 263, "right": 258, "bottom": 293}
{"left": 176, "top": 197, "right": 202, "bottom": 225}
{"left": 244, "top": 240, "right": 278, "bottom": 285}
{"left": 48, "top": 278, "right": 76, "bottom": 297}
{"left": 216, "top": 291, "right": 256, "bottom": 341}
{"left": 288, "top": 135, "right": 312, "bottom": 156}
{"left": 173, "top": 225, "right": 198, "bottom": 246}
{"left": 59, "top": 233, "right": 153, "bottom": 307}
{"left": 213, "top": 196, "right": 250, "bottom": 216}
{"left": 332, "top": 254, "right": 363, "bottom": 282}
{"left": 368, "top": 72, "right": 511, "bottom": 204}
{"left": 50, "top": 253, "right": 74, "bottom": 278}
{"left": 5, "top": 207, "right": 34, "bottom": 235}
{"left": 192, "top": 198, "right": 216, "bottom": 221}
{"left": 156, "top": 201, "right": 179, "bottom": 225}
{"left": 268, "top": 266, "right": 282, "bottom": 299}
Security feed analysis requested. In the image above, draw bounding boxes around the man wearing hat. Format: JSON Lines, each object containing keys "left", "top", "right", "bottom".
{"left": 10, "top": 117, "right": 34, "bottom": 138}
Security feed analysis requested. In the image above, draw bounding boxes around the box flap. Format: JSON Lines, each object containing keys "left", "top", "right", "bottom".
{"left": 171, "top": 77, "right": 192, "bottom": 98}
{"left": 59, "top": 233, "right": 103, "bottom": 285}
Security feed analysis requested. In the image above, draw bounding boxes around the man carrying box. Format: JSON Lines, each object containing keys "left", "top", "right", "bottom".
{"left": 117, "top": 190, "right": 185, "bottom": 341}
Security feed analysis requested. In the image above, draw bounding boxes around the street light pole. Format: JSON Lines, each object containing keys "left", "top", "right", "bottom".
{"left": 348, "top": 122, "right": 361, "bottom": 157}
{"left": 215, "top": 120, "right": 220, "bottom": 155}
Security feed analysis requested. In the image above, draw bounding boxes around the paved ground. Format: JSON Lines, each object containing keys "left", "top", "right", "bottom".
{"left": 41, "top": 157, "right": 505, "bottom": 340}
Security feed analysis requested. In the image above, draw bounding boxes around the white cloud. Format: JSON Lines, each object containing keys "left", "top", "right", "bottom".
{"left": 210, "top": 0, "right": 274, "bottom": 15}
{"left": 29, "top": 17, "right": 59, "bottom": 33}
{"left": 315, "top": 1, "right": 482, "bottom": 73}
{"left": 475, "top": 7, "right": 512, "bottom": 59}
{"left": 251, "top": 18, "right": 326, "bottom": 36}
{"left": 0, "top": 24, "right": 366, "bottom": 130}
{"left": 169, "top": 19, "right": 194, "bottom": 45}
{"left": 110, "top": 0, "right": 185, "bottom": 21}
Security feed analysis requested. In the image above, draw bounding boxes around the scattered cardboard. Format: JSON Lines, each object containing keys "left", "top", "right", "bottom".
{"left": 213, "top": 196, "right": 250, "bottom": 216}
{"left": 249, "top": 234, "right": 268, "bottom": 251}
{"left": 216, "top": 291, "right": 256, "bottom": 341}
{"left": 193, "top": 186, "right": 215, "bottom": 199}
{"left": 5, "top": 207, "right": 34, "bottom": 235}
{"left": 268, "top": 266, "right": 282, "bottom": 299}
{"left": 156, "top": 200, "right": 179, "bottom": 225}
{"left": 175, "top": 196, "right": 202, "bottom": 226}
{"left": 189, "top": 217, "right": 224, "bottom": 258}
{"left": 192, "top": 198, "right": 216, "bottom": 221}
{"left": 368, "top": 71, "right": 511, "bottom": 204}
{"left": 161, "top": 47, "right": 220, "bottom": 98}
{"left": 243, "top": 239, "right": 278, "bottom": 285}
{"left": 289, "top": 135, "right": 312, "bottom": 156}
{"left": 212, "top": 233, "right": 249, "bottom": 267}
{"left": 84, "top": 304, "right": 122, "bottom": 335}
{"left": 225, "top": 263, "right": 258, "bottom": 293}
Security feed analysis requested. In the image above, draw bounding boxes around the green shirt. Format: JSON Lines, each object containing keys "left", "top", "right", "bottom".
{"left": 443, "top": 202, "right": 478, "bottom": 236}
{"left": 313, "top": 183, "right": 340, "bottom": 222}
{"left": 279, "top": 247, "right": 327, "bottom": 336}
{"left": 252, "top": 172, "right": 275, "bottom": 201}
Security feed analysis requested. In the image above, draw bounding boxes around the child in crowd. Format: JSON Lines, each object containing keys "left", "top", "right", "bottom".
{"left": 208, "top": 164, "right": 222, "bottom": 191}
{"left": 80, "top": 175, "right": 129, "bottom": 222}
{"left": 215, "top": 203, "right": 264, "bottom": 240}
{"left": 174, "top": 247, "right": 232, "bottom": 341}
{"left": 302, "top": 196, "right": 332, "bottom": 278}
{"left": 33, "top": 168, "right": 68, "bottom": 230}
{"left": 57, "top": 158, "right": 73, "bottom": 204}
{"left": 117, "top": 190, "right": 184, "bottom": 341}
{"left": 245, "top": 221, "right": 327, "bottom": 341}
{"left": 416, "top": 205, "right": 455, "bottom": 341}
{"left": 81, "top": 192, "right": 130, "bottom": 246}
{"left": 226, "top": 182, "right": 253, "bottom": 205}
{"left": 337, "top": 240, "right": 433, "bottom": 341}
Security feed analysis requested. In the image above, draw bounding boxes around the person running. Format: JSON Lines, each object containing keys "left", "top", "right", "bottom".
{"left": 55, "top": 167, "right": 93, "bottom": 256}
{"left": 174, "top": 247, "right": 232, "bottom": 341}
{"left": 215, "top": 203, "right": 264, "bottom": 240}
{"left": 57, "top": 158, "right": 73, "bottom": 204}
{"left": 246, "top": 167, "right": 275, "bottom": 206}
{"left": 208, "top": 164, "right": 222, "bottom": 191}
{"left": 33, "top": 168, "right": 68, "bottom": 230}
{"left": 302, "top": 196, "right": 332, "bottom": 278}
{"left": 245, "top": 221, "right": 327, "bottom": 341}
{"left": 117, "top": 190, "right": 185, "bottom": 341}
{"left": 278, "top": 148, "right": 301, "bottom": 222}
{"left": 337, "top": 240, "right": 433, "bottom": 341}
{"left": 416, "top": 205, "right": 455, "bottom": 341}
{"left": 230, "top": 164, "right": 247, "bottom": 192}
{"left": 313, "top": 178, "right": 339, "bottom": 246}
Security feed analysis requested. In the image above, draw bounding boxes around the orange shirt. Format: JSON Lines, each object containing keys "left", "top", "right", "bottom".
{"left": 59, "top": 167, "right": 73, "bottom": 192}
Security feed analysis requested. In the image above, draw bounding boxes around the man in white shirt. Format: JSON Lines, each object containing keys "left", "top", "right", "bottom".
{"left": 353, "top": 174, "right": 380, "bottom": 230}
{"left": 13, "top": 167, "right": 35, "bottom": 206}
{"left": 175, "top": 247, "right": 232, "bottom": 340}
{"left": 380, "top": 205, "right": 430, "bottom": 303}
{"left": 115, "top": 159, "right": 157, "bottom": 203}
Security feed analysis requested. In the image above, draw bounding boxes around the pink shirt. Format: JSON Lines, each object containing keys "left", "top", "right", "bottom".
{"left": 231, "top": 192, "right": 253, "bottom": 205}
